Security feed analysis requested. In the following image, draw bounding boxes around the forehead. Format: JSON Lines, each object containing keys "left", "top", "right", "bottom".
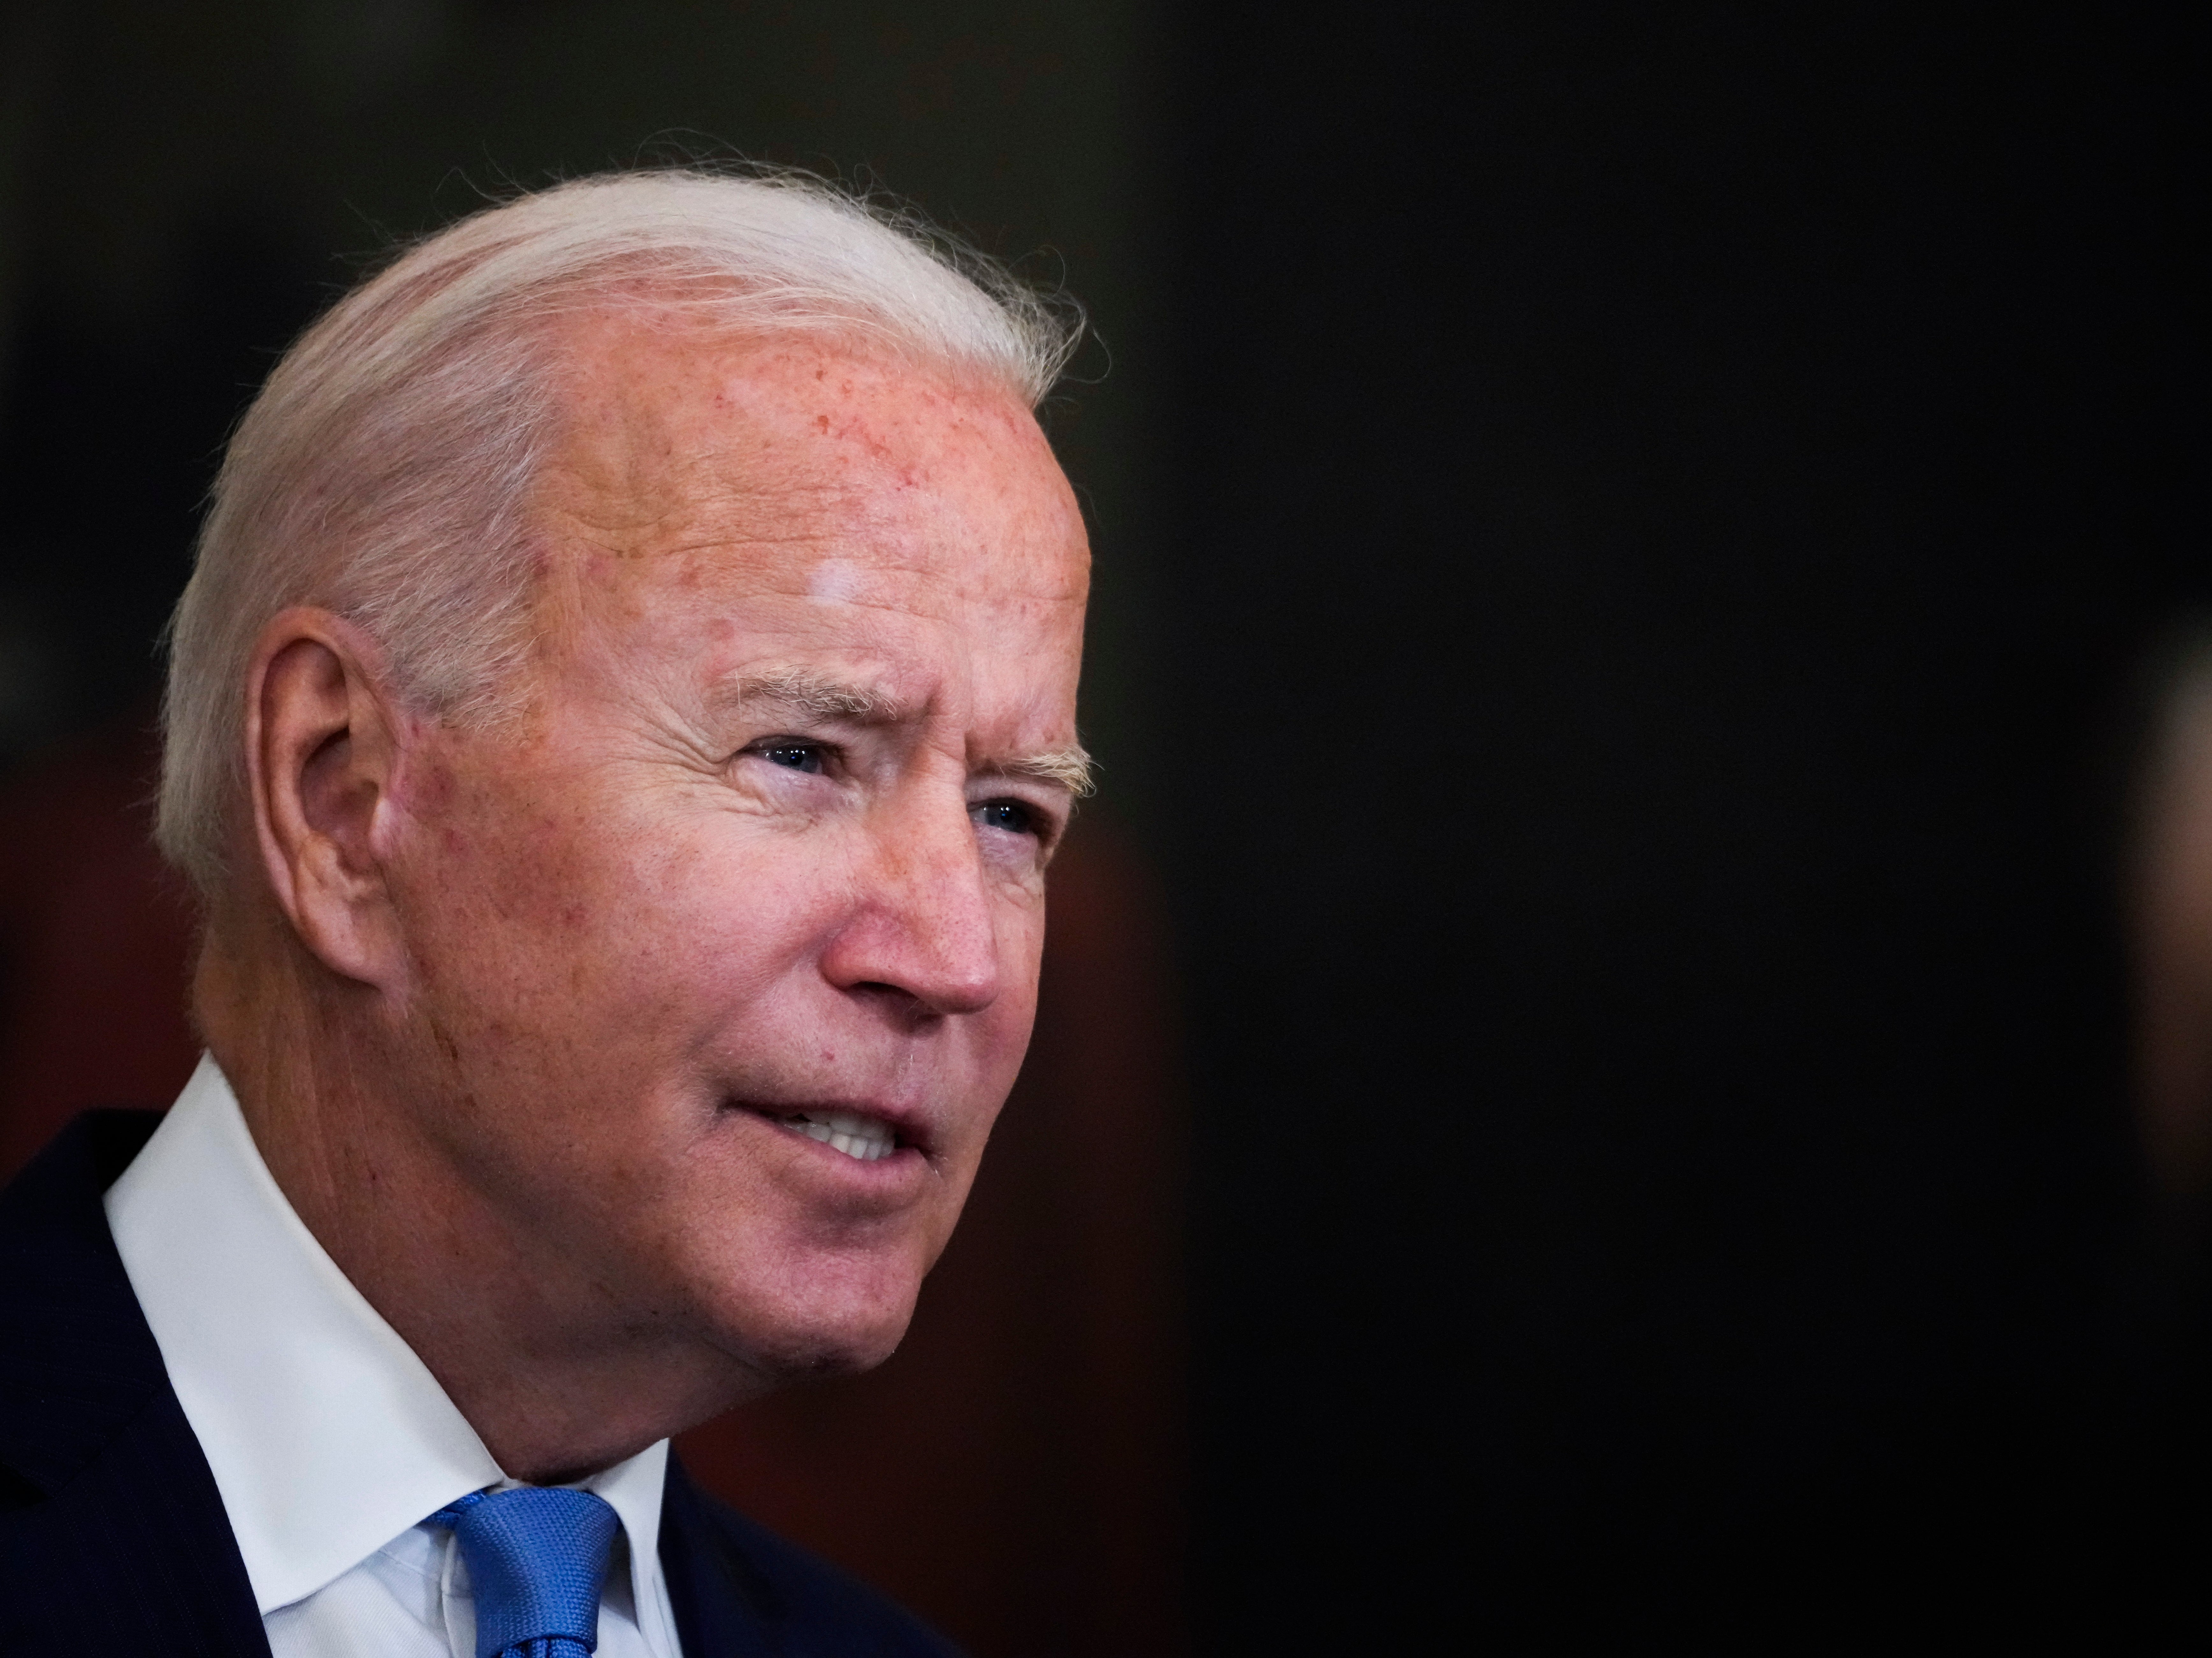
{"left": 531, "top": 312, "right": 1087, "bottom": 619}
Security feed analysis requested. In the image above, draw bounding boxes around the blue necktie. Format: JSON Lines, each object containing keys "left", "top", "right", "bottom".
{"left": 428, "top": 1486, "right": 622, "bottom": 1658}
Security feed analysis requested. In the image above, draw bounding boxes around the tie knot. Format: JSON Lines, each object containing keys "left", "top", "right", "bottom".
{"left": 429, "top": 1486, "right": 622, "bottom": 1658}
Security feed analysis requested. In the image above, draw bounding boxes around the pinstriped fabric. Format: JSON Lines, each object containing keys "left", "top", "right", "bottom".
{"left": 0, "top": 1111, "right": 270, "bottom": 1651}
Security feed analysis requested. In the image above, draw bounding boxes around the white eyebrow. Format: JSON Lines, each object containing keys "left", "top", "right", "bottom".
{"left": 729, "top": 668, "right": 908, "bottom": 723}
{"left": 994, "top": 746, "right": 1096, "bottom": 799}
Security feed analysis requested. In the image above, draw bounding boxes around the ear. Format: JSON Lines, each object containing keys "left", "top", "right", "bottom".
{"left": 244, "top": 607, "right": 411, "bottom": 986}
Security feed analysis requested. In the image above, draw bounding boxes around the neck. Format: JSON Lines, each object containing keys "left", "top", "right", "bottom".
{"left": 194, "top": 913, "right": 766, "bottom": 1481}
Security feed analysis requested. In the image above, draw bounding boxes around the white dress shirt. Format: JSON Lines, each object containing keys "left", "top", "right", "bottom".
{"left": 104, "top": 1055, "right": 685, "bottom": 1658}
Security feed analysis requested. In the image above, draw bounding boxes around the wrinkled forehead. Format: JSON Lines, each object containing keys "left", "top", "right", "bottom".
{"left": 529, "top": 311, "right": 1086, "bottom": 607}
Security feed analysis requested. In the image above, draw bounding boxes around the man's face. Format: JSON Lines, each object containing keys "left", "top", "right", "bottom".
{"left": 378, "top": 320, "right": 1088, "bottom": 1383}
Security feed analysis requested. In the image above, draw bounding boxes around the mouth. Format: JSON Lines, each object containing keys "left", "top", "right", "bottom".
{"left": 769, "top": 1106, "right": 903, "bottom": 1164}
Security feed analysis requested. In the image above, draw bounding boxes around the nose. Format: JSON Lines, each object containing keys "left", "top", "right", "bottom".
{"left": 820, "top": 789, "right": 1003, "bottom": 1019}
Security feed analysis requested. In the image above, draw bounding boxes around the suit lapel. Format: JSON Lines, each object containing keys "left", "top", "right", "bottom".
{"left": 660, "top": 1453, "right": 784, "bottom": 1655}
{"left": 0, "top": 1112, "right": 271, "bottom": 1652}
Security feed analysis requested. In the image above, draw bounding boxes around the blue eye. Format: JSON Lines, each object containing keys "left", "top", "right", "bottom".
{"left": 759, "top": 743, "right": 825, "bottom": 774}
{"left": 973, "top": 800, "right": 1037, "bottom": 836}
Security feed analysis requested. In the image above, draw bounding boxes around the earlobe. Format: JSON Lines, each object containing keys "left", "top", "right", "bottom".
{"left": 246, "top": 608, "right": 407, "bottom": 986}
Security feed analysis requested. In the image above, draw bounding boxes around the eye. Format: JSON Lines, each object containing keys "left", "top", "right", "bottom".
{"left": 753, "top": 741, "right": 827, "bottom": 775}
{"left": 972, "top": 799, "right": 1041, "bottom": 837}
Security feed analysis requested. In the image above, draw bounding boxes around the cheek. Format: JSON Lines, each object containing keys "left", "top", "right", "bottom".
{"left": 974, "top": 924, "right": 1047, "bottom": 1074}
{"left": 391, "top": 763, "right": 646, "bottom": 1005}
{"left": 428, "top": 794, "right": 861, "bottom": 1027}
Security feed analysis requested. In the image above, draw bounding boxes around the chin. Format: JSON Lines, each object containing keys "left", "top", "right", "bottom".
{"left": 732, "top": 1311, "right": 913, "bottom": 1389}
{"left": 697, "top": 1259, "right": 924, "bottom": 1388}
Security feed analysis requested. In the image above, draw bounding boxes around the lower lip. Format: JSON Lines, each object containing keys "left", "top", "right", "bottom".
{"left": 730, "top": 1106, "right": 932, "bottom": 1191}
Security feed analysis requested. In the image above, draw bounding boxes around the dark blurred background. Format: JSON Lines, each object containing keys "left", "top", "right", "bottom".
{"left": 1, "top": 1, "right": 2201, "bottom": 1645}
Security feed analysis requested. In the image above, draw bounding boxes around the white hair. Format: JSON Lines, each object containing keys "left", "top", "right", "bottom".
{"left": 156, "top": 167, "right": 1082, "bottom": 898}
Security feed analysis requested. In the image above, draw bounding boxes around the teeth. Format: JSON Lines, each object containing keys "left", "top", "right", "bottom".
{"left": 784, "top": 1108, "right": 897, "bottom": 1162}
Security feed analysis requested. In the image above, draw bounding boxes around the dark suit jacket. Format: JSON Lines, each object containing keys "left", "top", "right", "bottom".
{"left": 0, "top": 1111, "right": 962, "bottom": 1654}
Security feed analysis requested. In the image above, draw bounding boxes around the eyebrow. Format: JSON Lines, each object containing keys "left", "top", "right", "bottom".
{"left": 731, "top": 667, "right": 906, "bottom": 723}
{"left": 996, "top": 746, "right": 1097, "bottom": 799}
{"left": 731, "top": 667, "right": 1096, "bottom": 798}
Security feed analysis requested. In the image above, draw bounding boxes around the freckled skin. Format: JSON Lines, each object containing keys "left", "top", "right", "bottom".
{"left": 204, "top": 317, "right": 1089, "bottom": 1479}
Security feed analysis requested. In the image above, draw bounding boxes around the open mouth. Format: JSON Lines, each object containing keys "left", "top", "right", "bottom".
{"left": 775, "top": 1107, "right": 900, "bottom": 1163}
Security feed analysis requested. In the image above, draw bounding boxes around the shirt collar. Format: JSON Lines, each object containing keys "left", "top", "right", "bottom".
{"left": 105, "top": 1055, "right": 673, "bottom": 1631}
